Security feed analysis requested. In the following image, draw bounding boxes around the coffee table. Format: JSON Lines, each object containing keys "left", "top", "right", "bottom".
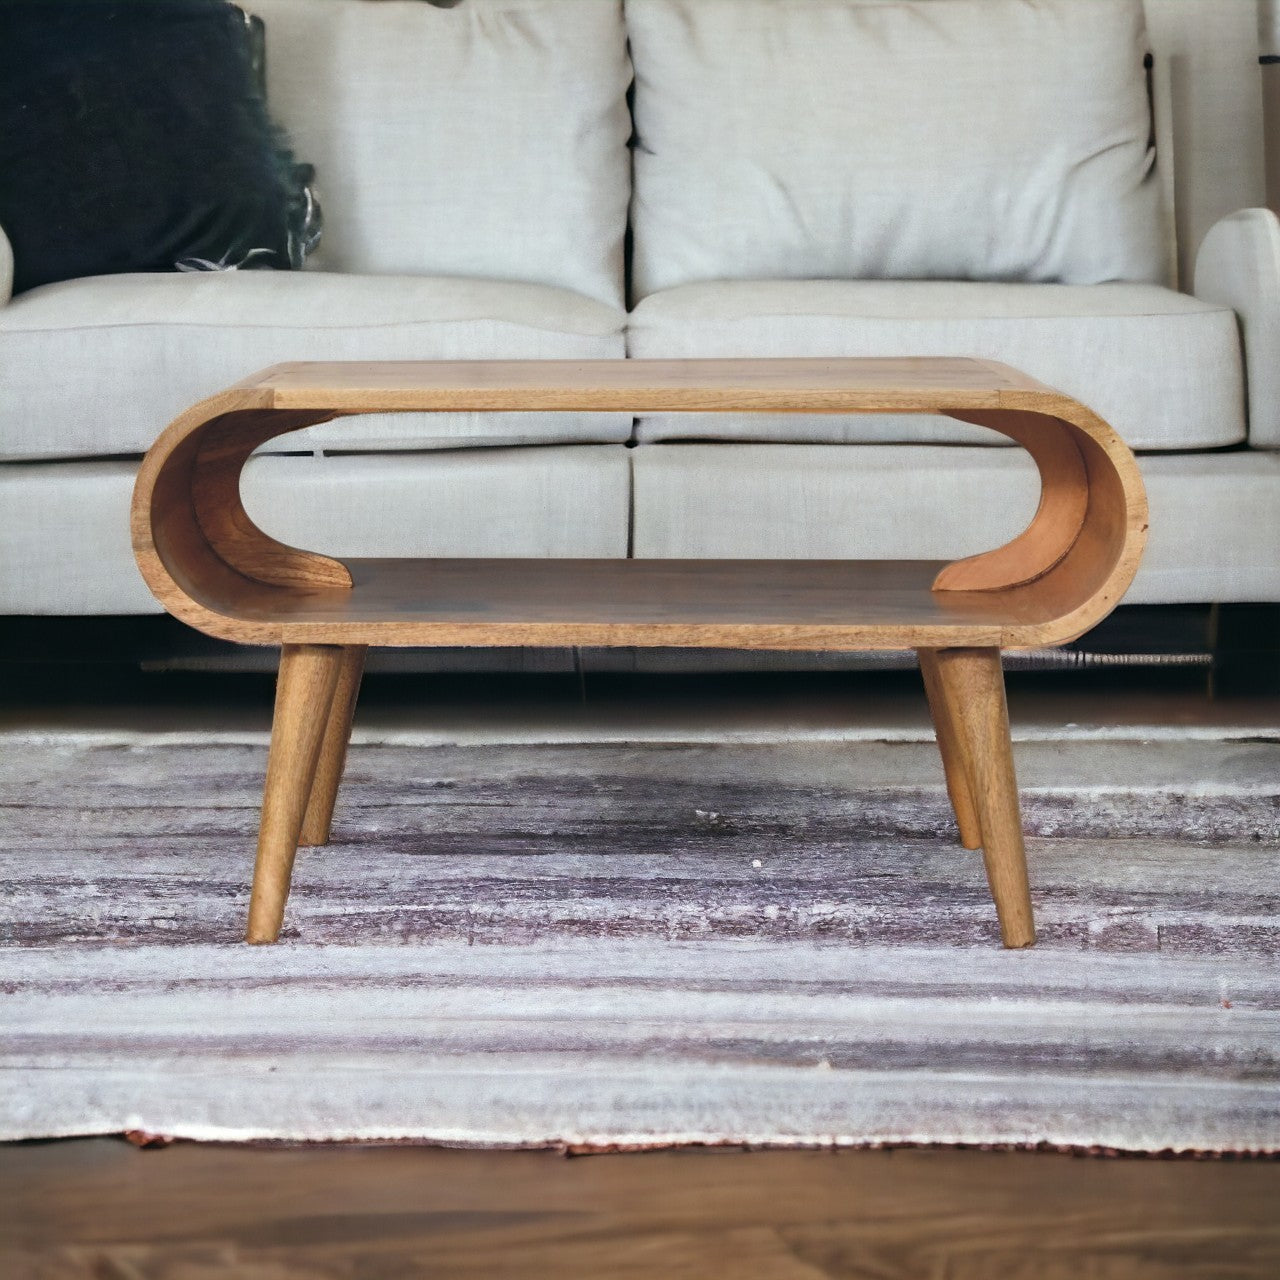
{"left": 131, "top": 358, "right": 1148, "bottom": 947}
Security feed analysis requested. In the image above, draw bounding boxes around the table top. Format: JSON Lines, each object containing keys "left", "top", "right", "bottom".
{"left": 231, "top": 357, "right": 1065, "bottom": 415}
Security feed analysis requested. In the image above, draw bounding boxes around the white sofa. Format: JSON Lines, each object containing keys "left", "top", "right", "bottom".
{"left": 1, "top": 0, "right": 1276, "bottom": 623}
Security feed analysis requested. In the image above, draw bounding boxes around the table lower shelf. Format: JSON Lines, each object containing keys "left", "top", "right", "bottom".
{"left": 207, "top": 558, "right": 1065, "bottom": 650}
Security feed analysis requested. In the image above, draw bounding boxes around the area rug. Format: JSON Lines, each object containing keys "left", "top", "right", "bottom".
{"left": 2, "top": 731, "right": 1278, "bottom": 1151}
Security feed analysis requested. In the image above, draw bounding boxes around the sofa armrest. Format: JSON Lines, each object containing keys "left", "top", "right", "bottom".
{"left": 1194, "top": 208, "right": 1280, "bottom": 449}
{"left": 0, "top": 224, "right": 12, "bottom": 306}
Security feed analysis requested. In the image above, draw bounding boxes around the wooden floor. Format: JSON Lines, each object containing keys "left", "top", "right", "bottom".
{"left": 2, "top": 1140, "right": 1278, "bottom": 1278}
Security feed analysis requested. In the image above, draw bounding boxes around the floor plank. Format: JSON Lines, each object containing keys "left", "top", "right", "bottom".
{"left": 2, "top": 1141, "right": 1278, "bottom": 1279}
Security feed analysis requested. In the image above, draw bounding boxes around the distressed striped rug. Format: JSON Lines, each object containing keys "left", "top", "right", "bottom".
{"left": 2, "top": 730, "right": 1278, "bottom": 1151}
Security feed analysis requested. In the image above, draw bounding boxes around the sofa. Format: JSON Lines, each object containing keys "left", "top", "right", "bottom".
{"left": 1, "top": 0, "right": 1276, "bottom": 650}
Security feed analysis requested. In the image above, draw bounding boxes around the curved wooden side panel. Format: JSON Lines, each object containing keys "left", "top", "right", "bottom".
{"left": 191, "top": 410, "right": 353, "bottom": 591}
{"left": 999, "top": 425, "right": 1148, "bottom": 649}
{"left": 931, "top": 410, "right": 1089, "bottom": 593}
{"left": 932, "top": 404, "right": 1147, "bottom": 633}
{"left": 131, "top": 391, "right": 350, "bottom": 640}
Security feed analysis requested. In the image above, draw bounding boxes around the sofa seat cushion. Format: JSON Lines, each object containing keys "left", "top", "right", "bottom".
{"left": 627, "top": 280, "right": 1244, "bottom": 451}
{"left": 631, "top": 444, "right": 1280, "bottom": 605}
{"left": 0, "top": 446, "right": 631, "bottom": 614}
{"left": 0, "top": 272, "right": 629, "bottom": 461}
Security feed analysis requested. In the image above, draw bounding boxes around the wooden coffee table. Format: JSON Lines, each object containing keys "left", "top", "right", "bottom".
{"left": 131, "top": 358, "right": 1147, "bottom": 947}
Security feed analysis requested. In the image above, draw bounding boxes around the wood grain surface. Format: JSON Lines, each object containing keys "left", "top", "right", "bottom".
{"left": 129, "top": 358, "right": 1148, "bottom": 651}
{"left": 917, "top": 650, "right": 983, "bottom": 850}
{"left": 2, "top": 1141, "right": 1278, "bottom": 1279}
{"left": 246, "top": 645, "right": 344, "bottom": 944}
{"left": 170, "top": 558, "right": 1071, "bottom": 648}
{"left": 929, "top": 408, "right": 1090, "bottom": 592}
{"left": 128, "top": 359, "right": 1150, "bottom": 945}
{"left": 930, "top": 647, "right": 1034, "bottom": 947}
{"left": 299, "top": 646, "right": 367, "bottom": 848}
{"left": 242, "top": 356, "right": 1052, "bottom": 412}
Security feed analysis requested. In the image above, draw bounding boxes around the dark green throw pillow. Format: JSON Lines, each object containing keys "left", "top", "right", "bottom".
{"left": 0, "top": 0, "right": 320, "bottom": 294}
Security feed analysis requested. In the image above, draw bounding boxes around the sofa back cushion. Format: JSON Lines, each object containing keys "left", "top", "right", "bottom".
{"left": 1144, "top": 0, "right": 1265, "bottom": 288}
{"left": 245, "top": 0, "right": 632, "bottom": 307}
{"left": 627, "top": 0, "right": 1166, "bottom": 300}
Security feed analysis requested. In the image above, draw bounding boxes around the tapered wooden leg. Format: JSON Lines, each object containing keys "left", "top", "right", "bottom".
{"left": 299, "top": 646, "right": 367, "bottom": 848}
{"left": 917, "top": 648, "right": 983, "bottom": 850}
{"left": 246, "top": 644, "right": 344, "bottom": 944}
{"left": 932, "top": 647, "right": 1036, "bottom": 949}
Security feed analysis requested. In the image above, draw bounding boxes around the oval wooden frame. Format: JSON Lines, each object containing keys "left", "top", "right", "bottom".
{"left": 131, "top": 359, "right": 1148, "bottom": 653}
{"left": 130, "top": 359, "right": 1150, "bottom": 949}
